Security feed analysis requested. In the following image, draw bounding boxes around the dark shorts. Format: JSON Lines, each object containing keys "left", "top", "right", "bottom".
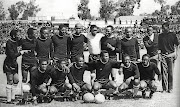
{"left": 76, "top": 81, "right": 86, "bottom": 87}
{"left": 3, "top": 60, "right": 18, "bottom": 73}
{"left": 123, "top": 80, "right": 135, "bottom": 89}
{"left": 95, "top": 79, "right": 110, "bottom": 88}
{"left": 22, "top": 63, "right": 37, "bottom": 71}
{"left": 51, "top": 80, "right": 66, "bottom": 91}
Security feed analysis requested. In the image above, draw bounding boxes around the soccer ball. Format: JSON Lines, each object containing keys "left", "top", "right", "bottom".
{"left": 83, "top": 93, "right": 94, "bottom": 103}
{"left": 22, "top": 84, "right": 31, "bottom": 92}
{"left": 94, "top": 93, "right": 105, "bottom": 104}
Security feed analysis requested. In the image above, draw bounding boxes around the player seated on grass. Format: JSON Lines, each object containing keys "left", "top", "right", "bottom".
{"left": 68, "top": 55, "right": 92, "bottom": 94}
{"left": 90, "top": 50, "right": 121, "bottom": 93}
{"left": 48, "top": 60, "right": 72, "bottom": 96}
{"left": 137, "top": 54, "right": 162, "bottom": 98}
{"left": 117, "top": 54, "right": 140, "bottom": 98}
{"left": 29, "top": 58, "right": 51, "bottom": 105}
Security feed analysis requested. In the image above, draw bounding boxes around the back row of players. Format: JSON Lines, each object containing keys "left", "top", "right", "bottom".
{"left": 3, "top": 22, "right": 179, "bottom": 105}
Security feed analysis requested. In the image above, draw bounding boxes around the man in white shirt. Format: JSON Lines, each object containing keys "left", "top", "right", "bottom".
{"left": 82, "top": 25, "right": 104, "bottom": 62}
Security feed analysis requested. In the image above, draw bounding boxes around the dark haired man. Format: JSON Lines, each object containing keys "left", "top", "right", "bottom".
{"left": 121, "top": 27, "right": 140, "bottom": 62}
{"left": 118, "top": 54, "right": 140, "bottom": 98}
{"left": 101, "top": 25, "right": 121, "bottom": 61}
{"left": 82, "top": 25, "right": 105, "bottom": 62}
{"left": 68, "top": 23, "right": 87, "bottom": 62}
{"left": 19, "top": 28, "right": 37, "bottom": 84}
{"left": 51, "top": 24, "right": 70, "bottom": 64}
{"left": 158, "top": 22, "right": 179, "bottom": 93}
{"left": 138, "top": 54, "right": 161, "bottom": 98}
{"left": 143, "top": 26, "right": 159, "bottom": 64}
{"left": 90, "top": 50, "right": 121, "bottom": 92}
{"left": 3, "top": 29, "right": 28, "bottom": 103}
{"left": 35, "top": 27, "right": 53, "bottom": 60}
{"left": 68, "top": 55, "right": 92, "bottom": 94}
{"left": 30, "top": 59, "right": 51, "bottom": 105}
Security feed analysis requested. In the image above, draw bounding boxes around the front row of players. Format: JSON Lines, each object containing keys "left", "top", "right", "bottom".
{"left": 20, "top": 50, "right": 162, "bottom": 105}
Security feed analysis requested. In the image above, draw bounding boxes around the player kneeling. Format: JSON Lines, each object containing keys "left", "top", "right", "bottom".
{"left": 68, "top": 56, "right": 92, "bottom": 98}
{"left": 48, "top": 60, "right": 72, "bottom": 100}
{"left": 118, "top": 55, "right": 140, "bottom": 98}
{"left": 28, "top": 58, "right": 51, "bottom": 105}
{"left": 90, "top": 50, "right": 120, "bottom": 95}
{"left": 137, "top": 54, "right": 161, "bottom": 98}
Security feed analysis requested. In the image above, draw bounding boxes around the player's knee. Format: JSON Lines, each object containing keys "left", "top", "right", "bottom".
{"left": 93, "top": 82, "right": 101, "bottom": 91}
{"left": 13, "top": 74, "right": 19, "bottom": 84}
{"left": 83, "top": 84, "right": 92, "bottom": 92}
{"left": 134, "top": 79, "right": 140, "bottom": 86}
{"left": 140, "top": 81, "right": 147, "bottom": 89}
{"left": 7, "top": 80, "right": 13, "bottom": 85}
{"left": 50, "top": 86, "right": 58, "bottom": 94}
{"left": 109, "top": 81, "right": 117, "bottom": 89}
{"left": 40, "top": 87, "right": 48, "bottom": 94}
{"left": 150, "top": 81, "right": 157, "bottom": 91}
{"left": 65, "top": 83, "right": 72, "bottom": 90}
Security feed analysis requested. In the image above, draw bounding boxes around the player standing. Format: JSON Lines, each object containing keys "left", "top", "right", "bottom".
{"left": 121, "top": 28, "right": 140, "bottom": 62}
{"left": 158, "top": 22, "right": 179, "bottom": 93}
{"left": 3, "top": 29, "right": 27, "bottom": 103}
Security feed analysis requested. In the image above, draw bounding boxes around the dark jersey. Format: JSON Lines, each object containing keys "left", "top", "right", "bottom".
{"left": 19, "top": 38, "right": 37, "bottom": 64}
{"left": 68, "top": 63, "right": 89, "bottom": 84}
{"left": 122, "top": 63, "right": 140, "bottom": 81}
{"left": 89, "top": 60, "right": 121, "bottom": 80}
{"left": 68, "top": 34, "right": 86, "bottom": 61}
{"left": 48, "top": 67, "right": 69, "bottom": 85}
{"left": 101, "top": 36, "right": 121, "bottom": 57}
{"left": 36, "top": 37, "right": 53, "bottom": 59}
{"left": 51, "top": 35, "right": 69, "bottom": 60}
{"left": 121, "top": 38, "right": 140, "bottom": 59}
{"left": 158, "top": 32, "right": 179, "bottom": 54}
{"left": 3, "top": 39, "right": 21, "bottom": 73}
{"left": 143, "top": 34, "right": 159, "bottom": 57}
{"left": 30, "top": 66, "right": 51, "bottom": 96}
{"left": 137, "top": 62, "right": 161, "bottom": 80}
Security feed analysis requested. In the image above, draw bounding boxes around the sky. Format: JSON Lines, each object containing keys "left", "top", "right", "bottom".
{"left": 1, "top": 0, "right": 179, "bottom": 19}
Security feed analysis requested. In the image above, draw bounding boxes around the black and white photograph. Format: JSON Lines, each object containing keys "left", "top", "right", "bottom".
{"left": 0, "top": 0, "right": 180, "bottom": 107}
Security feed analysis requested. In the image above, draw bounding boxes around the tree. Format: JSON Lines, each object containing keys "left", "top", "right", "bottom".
{"left": 8, "top": 0, "right": 41, "bottom": 20}
{"left": 78, "top": 0, "right": 91, "bottom": 20}
{"left": 171, "top": 1, "right": 180, "bottom": 15}
{"left": 8, "top": 4, "right": 19, "bottom": 20}
{"left": 99, "top": 0, "right": 115, "bottom": 23}
{"left": 21, "top": 0, "right": 41, "bottom": 20}
{"left": 0, "top": 1, "right": 6, "bottom": 20}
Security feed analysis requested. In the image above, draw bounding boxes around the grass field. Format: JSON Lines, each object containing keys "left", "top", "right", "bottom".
{"left": 0, "top": 49, "right": 180, "bottom": 107}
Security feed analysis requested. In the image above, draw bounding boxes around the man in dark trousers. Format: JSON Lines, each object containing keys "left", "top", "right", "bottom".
{"left": 158, "top": 22, "right": 179, "bottom": 93}
{"left": 121, "top": 27, "right": 140, "bottom": 62}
